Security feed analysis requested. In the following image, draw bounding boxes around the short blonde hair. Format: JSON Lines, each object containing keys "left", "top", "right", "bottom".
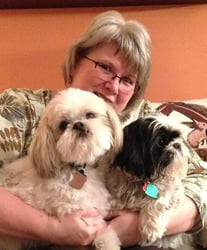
{"left": 62, "top": 10, "right": 151, "bottom": 120}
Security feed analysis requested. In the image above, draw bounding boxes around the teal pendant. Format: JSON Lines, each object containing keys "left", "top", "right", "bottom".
{"left": 143, "top": 181, "right": 159, "bottom": 199}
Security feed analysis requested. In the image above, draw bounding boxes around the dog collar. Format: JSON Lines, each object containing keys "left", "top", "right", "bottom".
{"left": 69, "top": 163, "right": 87, "bottom": 189}
{"left": 143, "top": 181, "right": 159, "bottom": 199}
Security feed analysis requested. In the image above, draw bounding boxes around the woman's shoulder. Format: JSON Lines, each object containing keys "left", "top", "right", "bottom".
{"left": 123, "top": 99, "right": 158, "bottom": 127}
{"left": 0, "top": 88, "right": 52, "bottom": 122}
{"left": 0, "top": 88, "right": 52, "bottom": 165}
{"left": 1, "top": 87, "right": 52, "bottom": 104}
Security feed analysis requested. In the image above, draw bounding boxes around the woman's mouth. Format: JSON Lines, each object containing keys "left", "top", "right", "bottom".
{"left": 94, "top": 92, "right": 113, "bottom": 104}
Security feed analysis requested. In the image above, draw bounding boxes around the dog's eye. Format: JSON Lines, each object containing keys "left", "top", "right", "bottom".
{"left": 158, "top": 136, "right": 168, "bottom": 147}
{"left": 86, "top": 112, "right": 95, "bottom": 119}
{"left": 59, "top": 120, "right": 69, "bottom": 131}
{"left": 158, "top": 138, "right": 165, "bottom": 146}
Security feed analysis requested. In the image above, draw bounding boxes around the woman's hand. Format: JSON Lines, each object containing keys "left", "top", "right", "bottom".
{"left": 107, "top": 209, "right": 141, "bottom": 247}
{"left": 45, "top": 208, "right": 107, "bottom": 246}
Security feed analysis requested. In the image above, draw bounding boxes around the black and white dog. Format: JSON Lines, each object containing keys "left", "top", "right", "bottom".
{"left": 106, "top": 115, "right": 206, "bottom": 250}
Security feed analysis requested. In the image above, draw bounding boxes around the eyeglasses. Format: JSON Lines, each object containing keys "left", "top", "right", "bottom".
{"left": 82, "top": 56, "right": 138, "bottom": 94}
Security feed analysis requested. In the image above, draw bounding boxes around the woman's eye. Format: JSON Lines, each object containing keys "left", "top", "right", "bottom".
{"left": 121, "top": 77, "right": 134, "bottom": 86}
{"left": 97, "top": 63, "right": 111, "bottom": 73}
{"left": 86, "top": 112, "right": 95, "bottom": 119}
{"left": 59, "top": 120, "right": 69, "bottom": 131}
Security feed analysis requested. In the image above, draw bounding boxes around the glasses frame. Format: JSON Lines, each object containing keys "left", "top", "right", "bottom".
{"left": 82, "top": 55, "right": 139, "bottom": 93}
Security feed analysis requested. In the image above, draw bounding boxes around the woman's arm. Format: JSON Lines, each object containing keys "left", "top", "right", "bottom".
{"left": 0, "top": 187, "right": 106, "bottom": 246}
{"left": 108, "top": 195, "right": 199, "bottom": 247}
{"left": 165, "top": 195, "right": 200, "bottom": 236}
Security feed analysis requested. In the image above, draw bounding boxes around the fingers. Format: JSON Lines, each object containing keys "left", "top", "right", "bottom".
{"left": 77, "top": 211, "right": 107, "bottom": 245}
{"left": 79, "top": 207, "right": 100, "bottom": 218}
{"left": 106, "top": 208, "right": 131, "bottom": 219}
{"left": 77, "top": 208, "right": 107, "bottom": 229}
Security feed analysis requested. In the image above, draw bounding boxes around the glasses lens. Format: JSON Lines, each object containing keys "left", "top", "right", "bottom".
{"left": 84, "top": 56, "right": 136, "bottom": 94}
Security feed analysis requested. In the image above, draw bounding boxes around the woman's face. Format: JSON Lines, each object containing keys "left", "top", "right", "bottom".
{"left": 70, "top": 43, "right": 137, "bottom": 113}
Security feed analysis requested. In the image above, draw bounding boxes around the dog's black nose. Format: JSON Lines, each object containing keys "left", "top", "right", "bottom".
{"left": 73, "top": 122, "right": 89, "bottom": 134}
{"left": 173, "top": 143, "right": 180, "bottom": 150}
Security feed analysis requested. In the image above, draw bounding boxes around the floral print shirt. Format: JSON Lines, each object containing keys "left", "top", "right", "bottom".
{"left": 0, "top": 88, "right": 52, "bottom": 165}
{"left": 0, "top": 88, "right": 206, "bottom": 233}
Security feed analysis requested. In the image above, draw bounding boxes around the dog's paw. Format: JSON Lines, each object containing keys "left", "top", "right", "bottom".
{"left": 140, "top": 214, "right": 167, "bottom": 244}
{"left": 93, "top": 226, "right": 121, "bottom": 250}
{"left": 94, "top": 240, "right": 120, "bottom": 250}
{"left": 94, "top": 240, "right": 107, "bottom": 250}
{"left": 141, "top": 224, "right": 165, "bottom": 243}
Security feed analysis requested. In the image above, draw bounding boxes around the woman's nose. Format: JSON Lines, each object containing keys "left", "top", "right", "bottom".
{"left": 104, "top": 78, "right": 120, "bottom": 94}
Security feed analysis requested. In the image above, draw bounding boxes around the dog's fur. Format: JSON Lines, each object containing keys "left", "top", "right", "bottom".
{"left": 0, "top": 88, "right": 123, "bottom": 250}
{"left": 106, "top": 115, "right": 207, "bottom": 250}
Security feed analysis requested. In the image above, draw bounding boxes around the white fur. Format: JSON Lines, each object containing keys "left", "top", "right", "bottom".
{"left": 0, "top": 88, "right": 123, "bottom": 250}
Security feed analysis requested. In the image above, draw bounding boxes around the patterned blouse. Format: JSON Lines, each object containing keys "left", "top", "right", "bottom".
{"left": 0, "top": 88, "right": 206, "bottom": 234}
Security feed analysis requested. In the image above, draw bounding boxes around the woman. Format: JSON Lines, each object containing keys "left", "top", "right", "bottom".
{"left": 0, "top": 10, "right": 206, "bottom": 249}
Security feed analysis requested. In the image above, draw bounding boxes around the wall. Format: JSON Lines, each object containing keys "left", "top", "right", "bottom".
{"left": 0, "top": 4, "right": 206, "bottom": 102}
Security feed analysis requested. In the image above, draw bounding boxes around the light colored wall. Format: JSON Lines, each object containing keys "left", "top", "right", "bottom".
{"left": 0, "top": 5, "right": 206, "bottom": 102}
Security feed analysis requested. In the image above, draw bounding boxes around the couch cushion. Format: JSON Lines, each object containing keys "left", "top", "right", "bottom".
{"left": 152, "top": 99, "right": 207, "bottom": 161}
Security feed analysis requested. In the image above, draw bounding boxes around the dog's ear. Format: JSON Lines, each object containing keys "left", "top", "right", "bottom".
{"left": 28, "top": 121, "right": 61, "bottom": 178}
{"left": 106, "top": 104, "right": 123, "bottom": 162}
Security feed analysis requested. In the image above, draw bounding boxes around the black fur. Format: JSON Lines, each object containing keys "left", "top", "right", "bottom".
{"left": 113, "top": 117, "right": 181, "bottom": 180}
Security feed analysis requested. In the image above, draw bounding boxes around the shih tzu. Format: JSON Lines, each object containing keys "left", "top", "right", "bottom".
{"left": 106, "top": 115, "right": 207, "bottom": 250}
{"left": 0, "top": 88, "right": 123, "bottom": 250}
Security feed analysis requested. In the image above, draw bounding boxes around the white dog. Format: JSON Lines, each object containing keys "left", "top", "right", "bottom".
{"left": 106, "top": 115, "right": 207, "bottom": 250}
{"left": 0, "top": 88, "right": 123, "bottom": 250}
